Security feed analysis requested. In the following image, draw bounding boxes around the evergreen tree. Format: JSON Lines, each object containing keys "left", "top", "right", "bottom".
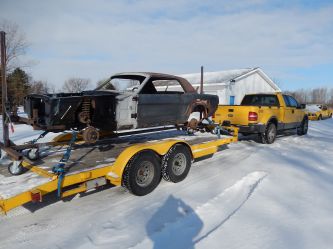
{"left": 4, "top": 68, "right": 31, "bottom": 109}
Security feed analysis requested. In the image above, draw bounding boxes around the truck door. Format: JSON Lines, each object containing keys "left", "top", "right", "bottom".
{"left": 321, "top": 105, "right": 329, "bottom": 118}
{"left": 283, "top": 95, "right": 301, "bottom": 128}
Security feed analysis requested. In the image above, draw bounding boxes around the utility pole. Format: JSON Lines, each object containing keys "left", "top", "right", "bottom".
{"left": 1, "top": 31, "right": 10, "bottom": 147}
{"left": 200, "top": 66, "right": 204, "bottom": 94}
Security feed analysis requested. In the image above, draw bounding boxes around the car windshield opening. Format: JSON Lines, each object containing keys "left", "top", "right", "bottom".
{"left": 96, "top": 76, "right": 144, "bottom": 92}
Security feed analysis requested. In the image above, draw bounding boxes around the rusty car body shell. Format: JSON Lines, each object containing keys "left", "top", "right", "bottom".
{"left": 23, "top": 72, "right": 219, "bottom": 132}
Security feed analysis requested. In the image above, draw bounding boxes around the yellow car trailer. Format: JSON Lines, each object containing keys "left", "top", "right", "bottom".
{"left": 0, "top": 126, "right": 238, "bottom": 214}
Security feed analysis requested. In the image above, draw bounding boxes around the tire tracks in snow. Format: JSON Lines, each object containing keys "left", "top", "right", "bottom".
{"left": 130, "top": 171, "right": 267, "bottom": 249}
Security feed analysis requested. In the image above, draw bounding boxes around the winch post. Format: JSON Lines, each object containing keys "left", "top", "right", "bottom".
{"left": 1, "top": 31, "right": 10, "bottom": 147}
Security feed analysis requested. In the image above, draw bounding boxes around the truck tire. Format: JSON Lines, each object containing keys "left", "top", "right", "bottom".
{"left": 162, "top": 144, "right": 192, "bottom": 183}
{"left": 297, "top": 118, "right": 308, "bottom": 135}
{"left": 259, "top": 122, "right": 277, "bottom": 144}
{"left": 318, "top": 115, "right": 322, "bottom": 120}
{"left": 122, "top": 151, "right": 161, "bottom": 196}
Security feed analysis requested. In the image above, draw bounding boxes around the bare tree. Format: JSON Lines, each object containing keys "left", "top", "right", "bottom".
{"left": 0, "top": 19, "right": 29, "bottom": 72}
{"left": 62, "top": 78, "right": 91, "bottom": 93}
{"left": 30, "top": 80, "right": 50, "bottom": 94}
{"left": 329, "top": 88, "right": 333, "bottom": 107}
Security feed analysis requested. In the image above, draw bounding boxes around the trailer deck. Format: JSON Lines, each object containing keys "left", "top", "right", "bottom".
{"left": 0, "top": 126, "right": 238, "bottom": 214}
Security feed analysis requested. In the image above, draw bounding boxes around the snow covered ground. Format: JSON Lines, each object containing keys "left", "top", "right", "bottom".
{"left": 0, "top": 119, "right": 333, "bottom": 249}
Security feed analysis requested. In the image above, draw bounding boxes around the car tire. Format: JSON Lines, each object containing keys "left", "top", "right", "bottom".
{"left": 259, "top": 122, "right": 277, "bottom": 144}
{"left": 297, "top": 118, "right": 308, "bottom": 135}
{"left": 162, "top": 144, "right": 192, "bottom": 183}
{"left": 122, "top": 151, "right": 161, "bottom": 196}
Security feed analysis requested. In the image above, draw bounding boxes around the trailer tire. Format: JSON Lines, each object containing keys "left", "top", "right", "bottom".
{"left": 259, "top": 122, "right": 277, "bottom": 144}
{"left": 162, "top": 144, "right": 192, "bottom": 183}
{"left": 8, "top": 161, "right": 27, "bottom": 175}
{"left": 122, "top": 151, "right": 161, "bottom": 196}
{"left": 27, "top": 148, "right": 40, "bottom": 161}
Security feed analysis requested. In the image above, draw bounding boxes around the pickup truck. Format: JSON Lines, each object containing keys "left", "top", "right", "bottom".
{"left": 213, "top": 92, "right": 308, "bottom": 144}
{"left": 306, "top": 104, "right": 333, "bottom": 120}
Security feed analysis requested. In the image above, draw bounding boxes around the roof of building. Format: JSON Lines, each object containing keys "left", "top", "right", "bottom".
{"left": 178, "top": 67, "right": 281, "bottom": 92}
{"left": 179, "top": 68, "right": 254, "bottom": 85}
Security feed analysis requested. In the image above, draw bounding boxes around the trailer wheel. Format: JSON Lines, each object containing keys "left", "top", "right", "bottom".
{"left": 8, "top": 161, "right": 27, "bottom": 175}
{"left": 27, "top": 148, "right": 40, "bottom": 161}
{"left": 259, "top": 122, "right": 276, "bottom": 144}
{"left": 162, "top": 144, "right": 192, "bottom": 183}
{"left": 122, "top": 151, "right": 161, "bottom": 196}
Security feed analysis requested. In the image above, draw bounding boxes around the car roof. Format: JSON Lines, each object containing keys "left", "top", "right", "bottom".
{"left": 111, "top": 72, "right": 196, "bottom": 93}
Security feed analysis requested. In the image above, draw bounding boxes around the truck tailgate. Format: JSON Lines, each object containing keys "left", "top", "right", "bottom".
{"left": 214, "top": 105, "right": 260, "bottom": 126}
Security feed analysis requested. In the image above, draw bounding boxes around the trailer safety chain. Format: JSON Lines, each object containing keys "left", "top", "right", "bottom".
{"left": 28, "top": 130, "right": 49, "bottom": 144}
{"left": 52, "top": 131, "right": 78, "bottom": 197}
{"left": 214, "top": 125, "right": 222, "bottom": 139}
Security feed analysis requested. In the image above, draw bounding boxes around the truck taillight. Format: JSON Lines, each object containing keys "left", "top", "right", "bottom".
{"left": 212, "top": 112, "right": 215, "bottom": 119}
{"left": 248, "top": 112, "right": 258, "bottom": 121}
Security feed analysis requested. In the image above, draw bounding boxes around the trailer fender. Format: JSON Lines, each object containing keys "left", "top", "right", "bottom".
{"left": 107, "top": 140, "right": 190, "bottom": 185}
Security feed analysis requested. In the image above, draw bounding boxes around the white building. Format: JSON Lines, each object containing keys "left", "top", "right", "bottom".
{"left": 180, "top": 68, "right": 281, "bottom": 105}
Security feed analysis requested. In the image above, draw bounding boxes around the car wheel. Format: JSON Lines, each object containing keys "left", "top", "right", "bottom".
{"left": 162, "top": 144, "right": 192, "bottom": 183}
{"left": 8, "top": 161, "right": 27, "bottom": 175}
{"left": 297, "top": 118, "right": 308, "bottom": 135}
{"left": 122, "top": 151, "right": 161, "bottom": 196}
{"left": 259, "top": 122, "right": 277, "bottom": 144}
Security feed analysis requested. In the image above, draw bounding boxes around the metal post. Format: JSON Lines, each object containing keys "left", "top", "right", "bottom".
{"left": 1, "top": 31, "right": 10, "bottom": 147}
{"left": 200, "top": 66, "right": 204, "bottom": 94}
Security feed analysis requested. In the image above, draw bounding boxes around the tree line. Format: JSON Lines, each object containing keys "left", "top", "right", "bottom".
{"left": 0, "top": 66, "right": 91, "bottom": 111}
{"left": 285, "top": 88, "right": 333, "bottom": 107}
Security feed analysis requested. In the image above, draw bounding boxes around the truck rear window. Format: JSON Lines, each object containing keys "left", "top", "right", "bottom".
{"left": 241, "top": 95, "right": 279, "bottom": 106}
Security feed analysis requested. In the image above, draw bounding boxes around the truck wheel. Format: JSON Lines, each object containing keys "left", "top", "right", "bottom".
{"left": 297, "top": 118, "right": 308, "bottom": 135}
{"left": 122, "top": 151, "right": 161, "bottom": 196}
{"left": 162, "top": 144, "right": 192, "bottom": 183}
{"left": 8, "top": 161, "right": 27, "bottom": 175}
{"left": 318, "top": 115, "right": 322, "bottom": 120}
{"left": 259, "top": 123, "right": 276, "bottom": 144}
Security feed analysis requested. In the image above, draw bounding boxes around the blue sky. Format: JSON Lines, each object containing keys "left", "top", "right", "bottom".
{"left": 1, "top": 0, "right": 333, "bottom": 91}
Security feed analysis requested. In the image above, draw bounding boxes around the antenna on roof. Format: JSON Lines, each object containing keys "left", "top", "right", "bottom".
{"left": 200, "top": 66, "right": 204, "bottom": 94}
